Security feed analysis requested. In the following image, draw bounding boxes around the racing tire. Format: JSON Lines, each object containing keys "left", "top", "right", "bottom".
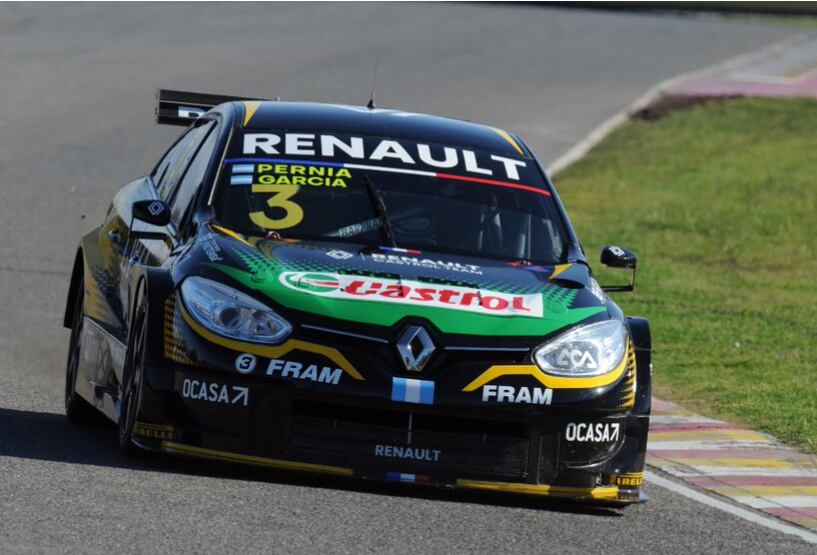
{"left": 118, "top": 292, "right": 149, "bottom": 458}
{"left": 65, "top": 278, "right": 101, "bottom": 424}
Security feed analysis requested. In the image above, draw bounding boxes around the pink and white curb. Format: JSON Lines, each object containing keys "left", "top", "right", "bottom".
{"left": 648, "top": 398, "right": 817, "bottom": 532}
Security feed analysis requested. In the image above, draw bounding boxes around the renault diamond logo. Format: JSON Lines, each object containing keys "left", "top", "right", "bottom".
{"left": 326, "top": 249, "right": 354, "bottom": 260}
{"left": 396, "top": 325, "right": 435, "bottom": 372}
{"left": 147, "top": 201, "right": 165, "bottom": 217}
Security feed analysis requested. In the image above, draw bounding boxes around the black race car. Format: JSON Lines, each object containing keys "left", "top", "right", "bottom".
{"left": 64, "top": 89, "right": 651, "bottom": 504}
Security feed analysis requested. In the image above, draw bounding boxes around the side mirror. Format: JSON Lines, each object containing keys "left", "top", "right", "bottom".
{"left": 601, "top": 245, "right": 637, "bottom": 269}
{"left": 132, "top": 200, "right": 171, "bottom": 227}
{"left": 599, "top": 245, "right": 637, "bottom": 292}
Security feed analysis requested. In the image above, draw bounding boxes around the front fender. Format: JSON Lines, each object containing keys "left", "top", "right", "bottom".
{"left": 125, "top": 265, "right": 174, "bottom": 371}
{"left": 626, "top": 316, "right": 652, "bottom": 415}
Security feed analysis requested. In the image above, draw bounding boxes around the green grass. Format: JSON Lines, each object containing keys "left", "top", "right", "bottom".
{"left": 554, "top": 97, "right": 817, "bottom": 452}
{"left": 727, "top": 13, "right": 817, "bottom": 29}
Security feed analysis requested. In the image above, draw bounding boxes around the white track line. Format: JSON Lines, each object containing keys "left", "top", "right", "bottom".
{"left": 645, "top": 470, "right": 817, "bottom": 545}
{"left": 735, "top": 496, "right": 817, "bottom": 510}
{"left": 546, "top": 30, "right": 816, "bottom": 176}
{"left": 649, "top": 415, "right": 725, "bottom": 425}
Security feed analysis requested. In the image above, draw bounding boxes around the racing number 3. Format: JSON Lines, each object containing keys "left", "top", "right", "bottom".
{"left": 249, "top": 184, "right": 304, "bottom": 229}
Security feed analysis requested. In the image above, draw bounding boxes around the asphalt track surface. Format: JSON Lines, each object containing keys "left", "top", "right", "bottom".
{"left": 0, "top": 3, "right": 809, "bottom": 553}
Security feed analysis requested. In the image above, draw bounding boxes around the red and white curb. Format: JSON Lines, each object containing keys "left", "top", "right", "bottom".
{"left": 648, "top": 398, "right": 817, "bottom": 536}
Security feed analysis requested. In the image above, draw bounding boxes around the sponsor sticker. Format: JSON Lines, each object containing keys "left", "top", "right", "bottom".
{"left": 266, "top": 359, "right": 343, "bottom": 385}
{"left": 181, "top": 379, "right": 249, "bottom": 406}
{"left": 588, "top": 277, "right": 605, "bottom": 303}
{"left": 257, "top": 163, "right": 351, "bottom": 188}
{"left": 554, "top": 348, "right": 598, "bottom": 371}
{"left": 369, "top": 253, "right": 482, "bottom": 275}
{"left": 229, "top": 161, "right": 352, "bottom": 189}
{"left": 279, "top": 271, "right": 543, "bottom": 318}
{"left": 177, "top": 106, "right": 205, "bottom": 119}
{"left": 234, "top": 353, "right": 257, "bottom": 375}
{"left": 374, "top": 444, "right": 442, "bottom": 462}
{"left": 391, "top": 377, "right": 435, "bottom": 405}
{"left": 386, "top": 472, "right": 430, "bottom": 484}
{"left": 611, "top": 472, "right": 644, "bottom": 487}
{"left": 564, "top": 422, "right": 621, "bottom": 443}
{"left": 134, "top": 422, "right": 173, "bottom": 440}
{"left": 201, "top": 233, "right": 223, "bottom": 262}
{"left": 241, "top": 133, "right": 529, "bottom": 181}
{"left": 480, "top": 384, "right": 552, "bottom": 405}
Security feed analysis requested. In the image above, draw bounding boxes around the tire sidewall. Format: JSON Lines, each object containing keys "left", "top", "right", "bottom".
{"left": 65, "top": 279, "right": 85, "bottom": 408}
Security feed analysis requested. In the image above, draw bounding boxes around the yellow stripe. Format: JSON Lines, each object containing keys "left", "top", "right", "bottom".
{"left": 491, "top": 127, "right": 525, "bottom": 156}
{"left": 649, "top": 429, "right": 770, "bottom": 442}
{"left": 162, "top": 441, "right": 353, "bottom": 476}
{"left": 179, "top": 303, "right": 364, "bottom": 381}
{"left": 549, "top": 263, "right": 572, "bottom": 280}
{"left": 211, "top": 224, "right": 253, "bottom": 247}
{"left": 711, "top": 486, "right": 817, "bottom": 497}
{"left": 457, "top": 479, "right": 619, "bottom": 499}
{"left": 243, "top": 101, "right": 262, "bottom": 127}
{"left": 462, "top": 353, "right": 627, "bottom": 392}
{"left": 786, "top": 517, "right": 817, "bottom": 528}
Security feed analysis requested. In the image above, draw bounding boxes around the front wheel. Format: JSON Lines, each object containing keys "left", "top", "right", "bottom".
{"left": 118, "top": 295, "right": 149, "bottom": 458}
{"left": 65, "top": 278, "right": 101, "bottom": 424}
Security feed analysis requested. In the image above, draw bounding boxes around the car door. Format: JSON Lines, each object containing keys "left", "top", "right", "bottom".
{"left": 91, "top": 119, "right": 215, "bottom": 339}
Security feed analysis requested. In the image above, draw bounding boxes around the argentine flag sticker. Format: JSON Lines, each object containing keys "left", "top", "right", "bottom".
{"left": 230, "top": 163, "right": 254, "bottom": 185}
{"left": 230, "top": 174, "right": 253, "bottom": 185}
{"left": 391, "top": 378, "right": 435, "bottom": 405}
{"left": 232, "top": 164, "right": 255, "bottom": 174}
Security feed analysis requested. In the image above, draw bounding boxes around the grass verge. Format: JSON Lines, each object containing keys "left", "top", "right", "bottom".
{"left": 555, "top": 97, "right": 817, "bottom": 452}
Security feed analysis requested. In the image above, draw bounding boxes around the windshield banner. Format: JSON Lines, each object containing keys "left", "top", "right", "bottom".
{"left": 229, "top": 132, "right": 548, "bottom": 194}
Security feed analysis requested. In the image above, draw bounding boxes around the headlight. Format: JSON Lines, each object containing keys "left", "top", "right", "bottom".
{"left": 180, "top": 276, "right": 292, "bottom": 344}
{"left": 533, "top": 320, "right": 627, "bottom": 377}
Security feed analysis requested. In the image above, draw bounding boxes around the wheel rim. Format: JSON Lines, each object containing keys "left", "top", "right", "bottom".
{"left": 121, "top": 309, "right": 147, "bottom": 443}
{"left": 65, "top": 285, "right": 84, "bottom": 406}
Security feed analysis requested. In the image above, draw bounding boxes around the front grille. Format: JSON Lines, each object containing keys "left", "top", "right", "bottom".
{"left": 287, "top": 401, "right": 530, "bottom": 480}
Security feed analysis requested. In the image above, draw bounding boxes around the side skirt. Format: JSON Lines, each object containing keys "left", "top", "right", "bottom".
{"left": 76, "top": 316, "right": 126, "bottom": 423}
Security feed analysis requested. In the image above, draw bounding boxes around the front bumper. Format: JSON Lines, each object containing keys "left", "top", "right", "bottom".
{"left": 133, "top": 363, "right": 649, "bottom": 505}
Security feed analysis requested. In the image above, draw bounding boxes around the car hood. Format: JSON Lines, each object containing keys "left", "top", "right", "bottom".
{"left": 195, "top": 225, "right": 608, "bottom": 338}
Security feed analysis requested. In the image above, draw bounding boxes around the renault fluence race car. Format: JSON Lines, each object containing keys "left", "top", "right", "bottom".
{"left": 64, "top": 89, "right": 651, "bottom": 505}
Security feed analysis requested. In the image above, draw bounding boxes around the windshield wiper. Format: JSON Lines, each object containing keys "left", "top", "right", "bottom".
{"left": 364, "top": 175, "right": 397, "bottom": 248}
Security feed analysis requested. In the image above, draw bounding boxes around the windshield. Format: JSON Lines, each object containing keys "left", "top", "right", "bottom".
{"left": 213, "top": 131, "right": 568, "bottom": 264}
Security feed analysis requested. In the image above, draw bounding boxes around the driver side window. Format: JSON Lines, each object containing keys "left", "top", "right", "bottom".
{"left": 168, "top": 121, "right": 219, "bottom": 227}
{"left": 151, "top": 121, "right": 214, "bottom": 201}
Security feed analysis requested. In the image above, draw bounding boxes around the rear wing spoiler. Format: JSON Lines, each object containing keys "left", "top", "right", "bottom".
{"left": 155, "top": 89, "right": 268, "bottom": 126}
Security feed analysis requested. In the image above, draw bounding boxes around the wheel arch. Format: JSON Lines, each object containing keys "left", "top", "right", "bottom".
{"left": 626, "top": 316, "right": 652, "bottom": 415}
{"left": 63, "top": 247, "right": 85, "bottom": 328}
